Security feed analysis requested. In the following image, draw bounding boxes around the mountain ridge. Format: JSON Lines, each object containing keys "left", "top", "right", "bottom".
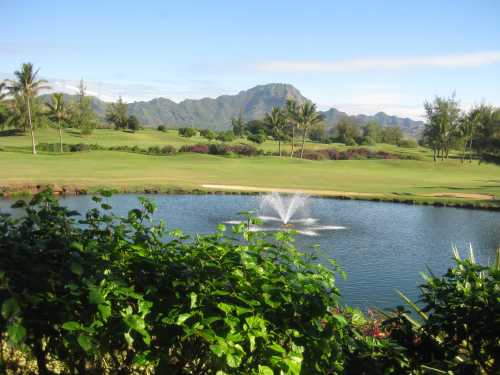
{"left": 40, "top": 83, "right": 424, "bottom": 136}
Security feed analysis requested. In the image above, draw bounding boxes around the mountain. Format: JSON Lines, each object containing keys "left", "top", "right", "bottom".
{"left": 126, "top": 84, "right": 307, "bottom": 129}
{"left": 41, "top": 83, "right": 424, "bottom": 136}
{"left": 322, "top": 108, "right": 424, "bottom": 137}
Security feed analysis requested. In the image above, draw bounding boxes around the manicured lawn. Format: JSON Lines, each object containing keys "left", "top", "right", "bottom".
{"left": 0, "top": 150, "right": 498, "bottom": 206}
{"left": 0, "top": 128, "right": 433, "bottom": 159}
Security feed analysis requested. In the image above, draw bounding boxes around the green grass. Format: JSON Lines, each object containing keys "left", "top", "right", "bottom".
{"left": 0, "top": 127, "right": 498, "bottom": 208}
{"left": 0, "top": 127, "right": 434, "bottom": 159}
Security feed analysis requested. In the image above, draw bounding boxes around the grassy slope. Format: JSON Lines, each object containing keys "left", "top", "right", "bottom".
{"left": 0, "top": 128, "right": 498, "bottom": 207}
{"left": 0, "top": 128, "right": 432, "bottom": 158}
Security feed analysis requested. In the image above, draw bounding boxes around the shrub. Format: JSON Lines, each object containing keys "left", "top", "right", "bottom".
{"left": 157, "top": 125, "right": 166, "bottom": 132}
{"left": 216, "top": 130, "right": 236, "bottom": 142}
{"left": 179, "top": 143, "right": 210, "bottom": 154}
{"left": 398, "top": 138, "right": 418, "bottom": 148}
{"left": 0, "top": 192, "right": 497, "bottom": 374}
{"left": 208, "top": 143, "right": 229, "bottom": 155}
{"left": 361, "top": 136, "right": 376, "bottom": 146}
{"left": 345, "top": 137, "right": 357, "bottom": 146}
{"left": 247, "top": 132, "right": 266, "bottom": 144}
{"left": 199, "top": 129, "right": 216, "bottom": 140}
{"left": 0, "top": 191, "right": 350, "bottom": 374}
{"left": 384, "top": 249, "right": 500, "bottom": 374}
{"left": 178, "top": 127, "right": 197, "bottom": 137}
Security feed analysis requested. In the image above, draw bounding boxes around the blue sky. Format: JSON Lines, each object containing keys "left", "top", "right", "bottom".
{"left": 1, "top": 0, "right": 500, "bottom": 119}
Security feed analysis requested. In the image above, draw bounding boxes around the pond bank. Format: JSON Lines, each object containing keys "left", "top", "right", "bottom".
{"left": 1, "top": 183, "right": 499, "bottom": 212}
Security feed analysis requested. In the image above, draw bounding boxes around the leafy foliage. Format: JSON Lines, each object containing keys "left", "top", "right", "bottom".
{"left": 0, "top": 192, "right": 498, "bottom": 374}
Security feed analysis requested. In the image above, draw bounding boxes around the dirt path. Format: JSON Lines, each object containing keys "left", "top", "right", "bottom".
{"left": 202, "top": 184, "right": 495, "bottom": 201}
{"left": 201, "top": 184, "right": 378, "bottom": 197}
{"left": 421, "top": 192, "right": 494, "bottom": 200}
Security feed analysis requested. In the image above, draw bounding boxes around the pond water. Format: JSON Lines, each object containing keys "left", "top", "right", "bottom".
{"left": 1, "top": 194, "right": 499, "bottom": 309}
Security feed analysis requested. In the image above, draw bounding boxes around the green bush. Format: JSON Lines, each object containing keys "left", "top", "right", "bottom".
{"left": 361, "top": 136, "right": 376, "bottom": 146}
{"left": 0, "top": 192, "right": 351, "bottom": 374}
{"left": 157, "top": 125, "right": 166, "bottom": 132}
{"left": 345, "top": 137, "right": 357, "bottom": 146}
{"left": 247, "top": 132, "right": 266, "bottom": 144}
{"left": 200, "top": 129, "right": 216, "bottom": 140}
{"left": 178, "top": 127, "right": 197, "bottom": 137}
{"left": 398, "top": 138, "right": 418, "bottom": 148}
{"left": 0, "top": 192, "right": 497, "bottom": 374}
{"left": 216, "top": 130, "right": 236, "bottom": 142}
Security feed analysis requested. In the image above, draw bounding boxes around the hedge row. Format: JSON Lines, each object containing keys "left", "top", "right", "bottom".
{"left": 297, "top": 148, "right": 417, "bottom": 160}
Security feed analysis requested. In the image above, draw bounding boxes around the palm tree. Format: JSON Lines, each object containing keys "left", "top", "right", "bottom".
{"left": 46, "top": 93, "right": 68, "bottom": 153}
{"left": 285, "top": 99, "right": 299, "bottom": 158}
{"left": 5, "top": 94, "right": 29, "bottom": 132}
{"left": 0, "top": 81, "right": 7, "bottom": 101}
{"left": 263, "top": 106, "right": 286, "bottom": 156}
{"left": 231, "top": 110, "right": 245, "bottom": 137}
{"left": 297, "top": 102, "right": 324, "bottom": 159}
{"left": 7, "top": 63, "right": 49, "bottom": 154}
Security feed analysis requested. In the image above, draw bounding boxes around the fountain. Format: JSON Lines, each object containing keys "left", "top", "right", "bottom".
{"left": 226, "top": 192, "right": 346, "bottom": 236}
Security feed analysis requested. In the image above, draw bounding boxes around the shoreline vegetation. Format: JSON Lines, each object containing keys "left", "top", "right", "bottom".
{"left": 1, "top": 181, "right": 498, "bottom": 211}
{"left": 1, "top": 191, "right": 498, "bottom": 374}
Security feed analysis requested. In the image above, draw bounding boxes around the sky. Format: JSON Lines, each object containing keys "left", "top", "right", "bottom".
{"left": 1, "top": 0, "right": 500, "bottom": 120}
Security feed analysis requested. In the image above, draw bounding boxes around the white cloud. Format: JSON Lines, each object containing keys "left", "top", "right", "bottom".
{"left": 256, "top": 51, "right": 500, "bottom": 73}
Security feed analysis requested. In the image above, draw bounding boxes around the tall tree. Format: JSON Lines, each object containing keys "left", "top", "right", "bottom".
{"left": 0, "top": 81, "right": 7, "bottom": 101}
{"left": 70, "top": 79, "right": 97, "bottom": 135}
{"left": 231, "top": 110, "right": 245, "bottom": 137}
{"left": 263, "top": 106, "right": 286, "bottom": 156}
{"left": 106, "top": 96, "right": 128, "bottom": 130}
{"left": 285, "top": 99, "right": 299, "bottom": 158}
{"left": 46, "top": 93, "right": 68, "bottom": 153}
{"left": 6, "top": 63, "right": 49, "bottom": 154}
{"left": 472, "top": 105, "right": 500, "bottom": 163}
{"left": 423, "top": 94, "right": 461, "bottom": 161}
{"left": 0, "top": 81, "right": 8, "bottom": 127}
{"left": 297, "top": 102, "right": 324, "bottom": 159}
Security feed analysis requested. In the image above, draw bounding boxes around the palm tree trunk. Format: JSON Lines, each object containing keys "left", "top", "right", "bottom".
{"left": 290, "top": 126, "right": 295, "bottom": 158}
{"left": 59, "top": 121, "right": 63, "bottom": 153}
{"left": 300, "top": 131, "right": 306, "bottom": 159}
{"left": 468, "top": 138, "right": 473, "bottom": 163}
{"left": 26, "top": 95, "right": 37, "bottom": 155}
{"left": 278, "top": 139, "right": 281, "bottom": 156}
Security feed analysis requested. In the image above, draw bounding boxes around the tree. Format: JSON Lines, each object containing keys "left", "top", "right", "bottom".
{"left": 178, "top": 127, "right": 197, "bottom": 137}
{"left": 472, "top": 105, "right": 500, "bottom": 163}
{"left": 247, "top": 132, "right": 266, "bottom": 144}
{"left": 423, "top": 94, "right": 461, "bottom": 161}
{"left": 70, "top": 79, "right": 97, "bottom": 135}
{"left": 263, "top": 106, "right": 286, "bottom": 156}
{"left": 46, "top": 93, "right": 68, "bottom": 153}
{"left": 296, "top": 102, "right": 324, "bottom": 159}
{"left": 381, "top": 126, "right": 403, "bottom": 146}
{"left": 308, "top": 122, "right": 326, "bottom": 142}
{"left": 285, "top": 99, "right": 299, "bottom": 158}
{"left": 334, "top": 117, "right": 360, "bottom": 144}
{"left": 363, "top": 121, "right": 382, "bottom": 143}
{"left": 0, "top": 81, "right": 7, "bottom": 101}
{"left": 106, "top": 96, "right": 128, "bottom": 130}
{"left": 200, "top": 129, "right": 215, "bottom": 140}
{"left": 231, "top": 110, "right": 245, "bottom": 137}
{"left": 6, "top": 63, "right": 49, "bottom": 154}
{"left": 127, "top": 115, "right": 140, "bottom": 132}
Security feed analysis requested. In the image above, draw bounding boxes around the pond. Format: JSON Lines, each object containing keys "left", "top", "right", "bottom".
{"left": 1, "top": 194, "right": 499, "bottom": 309}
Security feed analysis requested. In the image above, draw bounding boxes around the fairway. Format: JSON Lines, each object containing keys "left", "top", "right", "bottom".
{"left": 0, "top": 149, "right": 499, "bottom": 207}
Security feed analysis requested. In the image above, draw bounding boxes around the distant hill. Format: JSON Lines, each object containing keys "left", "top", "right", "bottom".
{"left": 322, "top": 108, "right": 424, "bottom": 137}
{"left": 41, "top": 83, "right": 424, "bottom": 136}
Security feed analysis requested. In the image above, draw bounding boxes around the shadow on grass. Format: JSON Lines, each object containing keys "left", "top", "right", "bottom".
{"left": 0, "top": 129, "right": 26, "bottom": 137}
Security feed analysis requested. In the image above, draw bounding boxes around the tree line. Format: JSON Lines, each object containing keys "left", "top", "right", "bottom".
{"left": 0, "top": 63, "right": 140, "bottom": 155}
{"left": 421, "top": 93, "right": 500, "bottom": 162}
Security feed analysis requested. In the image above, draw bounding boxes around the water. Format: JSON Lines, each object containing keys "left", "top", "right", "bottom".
{"left": 1, "top": 194, "right": 499, "bottom": 309}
